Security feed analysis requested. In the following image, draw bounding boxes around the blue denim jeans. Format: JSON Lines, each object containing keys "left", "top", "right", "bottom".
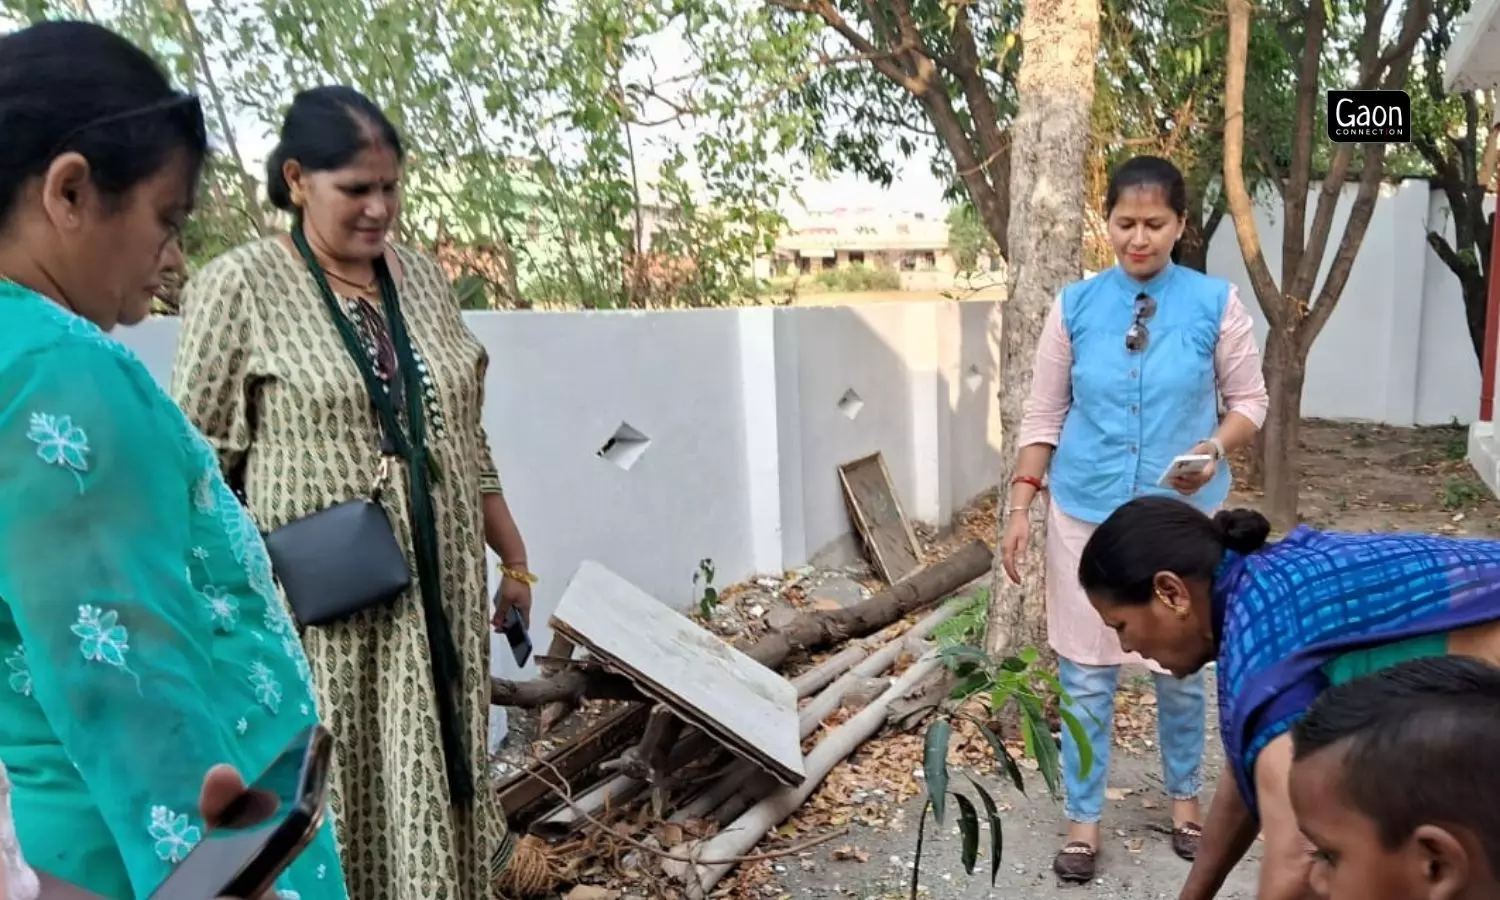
{"left": 1058, "top": 657, "right": 1205, "bottom": 823}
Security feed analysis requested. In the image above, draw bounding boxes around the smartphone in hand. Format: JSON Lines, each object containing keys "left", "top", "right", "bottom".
{"left": 503, "top": 606, "right": 533, "bottom": 668}
{"left": 1158, "top": 453, "right": 1215, "bottom": 487}
{"left": 148, "top": 725, "right": 333, "bottom": 900}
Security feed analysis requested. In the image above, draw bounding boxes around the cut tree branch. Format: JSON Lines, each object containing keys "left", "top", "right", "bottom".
{"left": 492, "top": 540, "right": 993, "bottom": 708}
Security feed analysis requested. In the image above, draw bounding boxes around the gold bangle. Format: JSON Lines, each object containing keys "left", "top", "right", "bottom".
{"left": 499, "top": 564, "right": 538, "bottom": 585}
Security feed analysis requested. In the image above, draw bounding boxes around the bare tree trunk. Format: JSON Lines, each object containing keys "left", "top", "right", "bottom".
{"left": 1258, "top": 327, "right": 1303, "bottom": 529}
{"left": 1176, "top": 212, "right": 1209, "bottom": 272}
{"left": 985, "top": 0, "right": 1100, "bottom": 657}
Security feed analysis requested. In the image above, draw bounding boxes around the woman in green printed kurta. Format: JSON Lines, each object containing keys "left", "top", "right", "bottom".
{"left": 0, "top": 22, "right": 348, "bottom": 900}
{"left": 170, "top": 87, "right": 536, "bottom": 900}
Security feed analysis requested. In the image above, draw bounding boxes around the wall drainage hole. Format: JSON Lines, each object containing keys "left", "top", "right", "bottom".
{"left": 964, "top": 364, "right": 983, "bottom": 391}
{"left": 837, "top": 388, "right": 865, "bottom": 420}
{"left": 597, "top": 422, "right": 651, "bottom": 470}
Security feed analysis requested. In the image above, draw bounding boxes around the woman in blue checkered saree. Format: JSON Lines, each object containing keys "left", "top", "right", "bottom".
{"left": 1076, "top": 495, "right": 1500, "bottom": 900}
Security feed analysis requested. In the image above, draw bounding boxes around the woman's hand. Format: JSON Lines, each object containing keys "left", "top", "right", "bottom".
{"left": 1168, "top": 441, "right": 1219, "bottom": 496}
{"left": 197, "top": 764, "right": 280, "bottom": 900}
{"left": 493, "top": 572, "right": 534, "bottom": 632}
{"left": 1001, "top": 510, "right": 1032, "bottom": 585}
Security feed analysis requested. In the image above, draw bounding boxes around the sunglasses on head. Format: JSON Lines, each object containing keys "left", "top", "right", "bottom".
{"left": 1126, "top": 292, "right": 1156, "bottom": 353}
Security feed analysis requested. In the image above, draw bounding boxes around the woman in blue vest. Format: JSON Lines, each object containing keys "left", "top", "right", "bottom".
{"left": 1000, "top": 155, "right": 1269, "bottom": 882}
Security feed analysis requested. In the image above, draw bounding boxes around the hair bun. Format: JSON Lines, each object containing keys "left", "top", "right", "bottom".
{"left": 264, "top": 143, "right": 294, "bottom": 212}
{"left": 1212, "top": 508, "right": 1272, "bottom": 554}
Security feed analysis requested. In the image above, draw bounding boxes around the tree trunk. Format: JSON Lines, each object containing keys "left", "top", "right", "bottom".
{"left": 985, "top": 0, "right": 1100, "bottom": 657}
{"left": 1463, "top": 269, "right": 1488, "bottom": 364}
{"left": 1258, "top": 325, "right": 1304, "bottom": 531}
{"left": 1176, "top": 212, "right": 1209, "bottom": 272}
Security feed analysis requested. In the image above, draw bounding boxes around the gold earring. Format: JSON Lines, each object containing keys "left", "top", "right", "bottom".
{"left": 1155, "top": 589, "right": 1189, "bottom": 620}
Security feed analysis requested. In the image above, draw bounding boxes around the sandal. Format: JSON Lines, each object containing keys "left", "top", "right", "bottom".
{"left": 1053, "top": 841, "right": 1097, "bottom": 883}
{"left": 1172, "top": 821, "right": 1203, "bottom": 861}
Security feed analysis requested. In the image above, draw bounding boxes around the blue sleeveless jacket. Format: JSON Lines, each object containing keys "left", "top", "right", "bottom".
{"left": 1049, "top": 263, "right": 1231, "bottom": 524}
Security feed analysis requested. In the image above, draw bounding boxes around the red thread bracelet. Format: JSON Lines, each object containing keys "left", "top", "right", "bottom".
{"left": 1011, "top": 474, "right": 1045, "bottom": 492}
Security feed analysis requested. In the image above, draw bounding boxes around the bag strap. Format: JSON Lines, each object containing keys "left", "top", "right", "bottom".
{"left": 289, "top": 226, "right": 407, "bottom": 460}
{"left": 286, "top": 225, "right": 473, "bottom": 804}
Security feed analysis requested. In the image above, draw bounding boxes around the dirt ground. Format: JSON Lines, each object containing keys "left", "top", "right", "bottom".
{"left": 713, "top": 419, "right": 1498, "bottom": 900}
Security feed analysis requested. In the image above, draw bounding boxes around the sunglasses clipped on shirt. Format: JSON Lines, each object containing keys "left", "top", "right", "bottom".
{"left": 1126, "top": 292, "right": 1157, "bottom": 353}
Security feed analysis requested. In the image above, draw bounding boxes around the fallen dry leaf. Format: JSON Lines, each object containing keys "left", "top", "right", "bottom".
{"left": 1105, "top": 787, "right": 1133, "bottom": 801}
{"left": 565, "top": 887, "right": 621, "bottom": 900}
{"left": 832, "top": 845, "right": 870, "bottom": 863}
{"left": 1124, "top": 837, "right": 1145, "bottom": 853}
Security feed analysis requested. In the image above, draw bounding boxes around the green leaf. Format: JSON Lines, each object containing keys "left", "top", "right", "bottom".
{"left": 910, "top": 796, "right": 932, "bottom": 900}
{"left": 963, "top": 773, "right": 1005, "bottom": 883}
{"left": 1018, "top": 694, "right": 1061, "bottom": 800}
{"left": 950, "top": 670, "right": 993, "bottom": 700}
{"left": 1059, "top": 706, "right": 1094, "bottom": 780}
{"left": 957, "top": 713, "right": 1025, "bottom": 795}
{"left": 923, "top": 719, "right": 953, "bottom": 824}
{"left": 952, "top": 792, "right": 981, "bottom": 874}
{"left": 937, "top": 644, "right": 992, "bottom": 667}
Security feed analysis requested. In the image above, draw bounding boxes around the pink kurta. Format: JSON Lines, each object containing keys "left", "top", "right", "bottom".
{"left": 1023, "top": 286, "right": 1269, "bottom": 668}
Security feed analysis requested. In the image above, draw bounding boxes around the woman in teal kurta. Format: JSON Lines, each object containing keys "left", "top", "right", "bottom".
{"left": 0, "top": 284, "right": 349, "bottom": 899}
{"left": 0, "top": 20, "right": 348, "bottom": 900}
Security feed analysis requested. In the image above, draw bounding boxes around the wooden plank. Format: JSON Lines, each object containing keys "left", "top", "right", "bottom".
{"left": 839, "top": 452, "right": 923, "bottom": 583}
{"left": 550, "top": 561, "right": 807, "bottom": 786}
{"left": 497, "top": 703, "right": 651, "bottom": 826}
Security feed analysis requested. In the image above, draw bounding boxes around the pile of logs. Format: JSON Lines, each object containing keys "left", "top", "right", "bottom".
{"left": 492, "top": 539, "right": 994, "bottom": 898}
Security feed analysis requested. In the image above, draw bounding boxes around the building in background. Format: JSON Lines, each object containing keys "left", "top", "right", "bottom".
{"left": 766, "top": 208, "right": 967, "bottom": 289}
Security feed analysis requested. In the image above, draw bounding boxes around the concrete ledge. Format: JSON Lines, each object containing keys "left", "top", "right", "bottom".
{"left": 1468, "top": 420, "right": 1500, "bottom": 497}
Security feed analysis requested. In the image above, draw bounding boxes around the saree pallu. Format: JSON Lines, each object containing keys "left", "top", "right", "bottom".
{"left": 1211, "top": 525, "right": 1500, "bottom": 817}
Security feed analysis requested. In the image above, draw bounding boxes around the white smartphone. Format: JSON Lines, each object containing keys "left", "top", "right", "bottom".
{"left": 1158, "top": 453, "right": 1215, "bottom": 486}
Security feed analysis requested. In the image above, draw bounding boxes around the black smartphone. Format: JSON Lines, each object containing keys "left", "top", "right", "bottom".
{"left": 503, "top": 606, "right": 533, "bottom": 667}
{"left": 148, "top": 724, "right": 334, "bottom": 900}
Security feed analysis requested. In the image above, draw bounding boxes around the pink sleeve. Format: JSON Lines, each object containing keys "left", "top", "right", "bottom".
{"left": 1217, "top": 286, "right": 1269, "bottom": 428}
{"left": 1017, "top": 293, "right": 1073, "bottom": 447}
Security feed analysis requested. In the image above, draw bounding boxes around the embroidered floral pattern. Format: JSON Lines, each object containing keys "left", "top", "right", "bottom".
{"left": 193, "top": 469, "right": 217, "bottom": 514}
{"left": 26, "top": 413, "right": 89, "bottom": 490}
{"left": 236, "top": 717, "right": 249, "bottom": 735}
{"left": 249, "top": 661, "right": 282, "bottom": 713}
{"left": 281, "top": 634, "right": 313, "bottom": 687}
{"left": 5, "top": 646, "right": 31, "bottom": 698}
{"left": 148, "top": 806, "right": 200, "bottom": 863}
{"left": 201, "top": 585, "right": 239, "bottom": 633}
{"left": 71, "top": 606, "right": 130, "bottom": 669}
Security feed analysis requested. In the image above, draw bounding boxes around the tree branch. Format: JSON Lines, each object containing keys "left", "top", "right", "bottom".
{"left": 1282, "top": 0, "right": 1327, "bottom": 286}
{"left": 1298, "top": 0, "right": 1430, "bottom": 352}
{"left": 948, "top": 3, "right": 1010, "bottom": 249}
{"left": 1427, "top": 228, "right": 1481, "bottom": 285}
{"left": 765, "top": 0, "right": 927, "bottom": 93}
{"left": 1223, "top": 0, "right": 1284, "bottom": 324}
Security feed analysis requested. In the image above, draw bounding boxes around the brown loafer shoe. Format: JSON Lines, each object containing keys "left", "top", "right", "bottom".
{"left": 1172, "top": 821, "right": 1203, "bottom": 861}
{"left": 1053, "top": 841, "right": 1097, "bottom": 883}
